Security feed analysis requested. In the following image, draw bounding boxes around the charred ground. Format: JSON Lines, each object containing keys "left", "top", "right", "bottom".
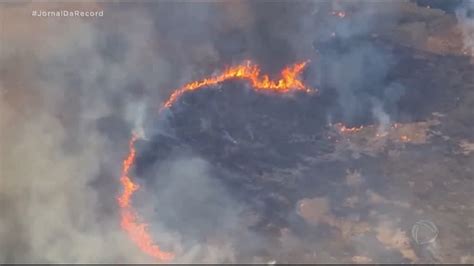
{"left": 132, "top": 38, "right": 474, "bottom": 263}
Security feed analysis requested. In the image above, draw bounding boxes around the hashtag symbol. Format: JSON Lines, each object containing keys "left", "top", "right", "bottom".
{"left": 32, "top": 10, "right": 37, "bottom": 16}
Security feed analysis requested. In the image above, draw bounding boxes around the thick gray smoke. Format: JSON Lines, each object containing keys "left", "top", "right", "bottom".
{"left": 1, "top": 0, "right": 451, "bottom": 263}
{"left": 0, "top": 1, "right": 315, "bottom": 262}
{"left": 0, "top": 2, "right": 163, "bottom": 263}
{"left": 314, "top": 1, "right": 407, "bottom": 126}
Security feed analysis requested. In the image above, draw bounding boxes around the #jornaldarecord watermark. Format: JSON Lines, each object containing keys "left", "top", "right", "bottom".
{"left": 32, "top": 10, "right": 104, "bottom": 18}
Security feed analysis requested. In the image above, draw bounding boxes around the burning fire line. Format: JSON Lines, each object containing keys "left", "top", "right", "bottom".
{"left": 335, "top": 123, "right": 364, "bottom": 134}
{"left": 118, "top": 133, "right": 175, "bottom": 261}
{"left": 160, "top": 60, "right": 313, "bottom": 111}
{"left": 118, "top": 60, "right": 313, "bottom": 262}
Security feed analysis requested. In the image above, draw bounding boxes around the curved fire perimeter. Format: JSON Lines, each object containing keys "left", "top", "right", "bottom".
{"left": 117, "top": 60, "right": 314, "bottom": 262}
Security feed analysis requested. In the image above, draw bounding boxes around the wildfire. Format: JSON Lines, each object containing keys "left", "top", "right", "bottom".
{"left": 119, "top": 61, "right": 312, "bottom": 261}
{"left": 118, "top": 133, "right": 175, "bottom": 262}
{"left": 160, "top": 60, "right": 313, "bottom": 110}
{"left": 333, "top": 120, "right": 431, "bottom": 147}
{"left": 335, "top": 123, "right": 364, "bottom": 134}
{"left": 400, "top": 135, "right": 411, "bottom": 142}
{"left": 331, "top": 10, "right": 346, "bottom": 18}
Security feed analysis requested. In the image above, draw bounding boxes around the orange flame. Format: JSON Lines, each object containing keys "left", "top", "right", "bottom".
{"left": 160, "top": 60, "right": 313, "bottom": 111}
{"left": 118, "top": 133, "right": 175, "bottom": 262}
{"left": 335, "top": 123, "right": 364, "bottom": 134}
{"left": 119, "top": 61, "right": 312, "bottom": 262}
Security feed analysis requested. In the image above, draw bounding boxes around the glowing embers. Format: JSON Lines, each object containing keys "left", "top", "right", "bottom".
{"left": 331, "top": 10, "right": 346, "bottom": 18}
{"left": 118, "top": 61, "right": 313, "bottom": 261}
{"left": 334, "top": 123, "right": 364, "bottom": 134}
{"left": 333, "top": 122, "right": 432, "bottom": 144}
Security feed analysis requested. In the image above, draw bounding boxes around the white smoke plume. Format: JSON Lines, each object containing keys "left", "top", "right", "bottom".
{"left": 456, "top": 1, "right": 474, "bottom": 57}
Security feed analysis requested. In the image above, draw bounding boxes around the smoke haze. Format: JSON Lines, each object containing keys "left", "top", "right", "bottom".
{"left": 1, "top": 0, "right": 472, "bottom": 263}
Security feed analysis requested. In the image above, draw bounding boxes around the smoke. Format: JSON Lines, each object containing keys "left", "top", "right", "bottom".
{"left": 455, "top": 1, "right": 474, "bottom": 56}
{"left": 372, "top": 100, "right": 391, "bottom": 133}
{"left": 134, "top": 156, "right": 257, "bottom": 263}
{"left": 313, "top": 1, "right": 408, "bottom": 126}
{"left": 0, "top": 2, "right": 167, "bottom": 263}
{"left": 1, "top": 0, "right": 426, "bottom": 263}
{"left": 125, "top": 99, "right": 147, "bottom": 139}
{"left": 0, "top": 1, "right": 292, "bottom": 263}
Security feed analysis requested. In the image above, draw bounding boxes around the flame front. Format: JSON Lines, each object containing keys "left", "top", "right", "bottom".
{"left": 118, "top": 61, "right": 312, "bottom": 262}
{"left": 118, "top": 134, "right": 175, "bottom": 262}
{"left": 161, "top": 60, "right": 313, "bottom": 110}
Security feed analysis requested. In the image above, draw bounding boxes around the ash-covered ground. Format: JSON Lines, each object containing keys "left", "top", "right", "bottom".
{"left": 1, "top": 0, "right": 473, "bottom": 264}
